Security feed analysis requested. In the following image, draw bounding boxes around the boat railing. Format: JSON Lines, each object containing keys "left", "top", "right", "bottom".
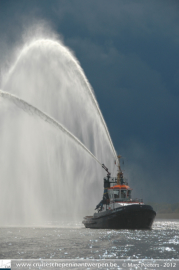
{"left": 123, "top": 198, "right": 143, "bottom": 202}
{"left": 112, "top": 198, "right": 143, "bottom": 203}
{"left": 131, "top": 198, "right": 143, "bottom": 203}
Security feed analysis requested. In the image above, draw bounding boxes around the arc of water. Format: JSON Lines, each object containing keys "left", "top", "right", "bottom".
{"left": 0, "top": 89, "right": 102, "bottom": 166}
{"left": 73, "top": 55, "right": 118, "bottom": 160}
{"left": 2, "top": 39, "right": 117, "bottom": 160}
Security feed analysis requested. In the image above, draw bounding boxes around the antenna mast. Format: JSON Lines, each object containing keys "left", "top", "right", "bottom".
{"left": 117, "top": 155, "right": 123, "bottom": 185}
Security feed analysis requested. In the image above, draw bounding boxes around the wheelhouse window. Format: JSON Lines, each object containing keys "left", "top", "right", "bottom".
{"left": 121, "top": 190, "right": 127, "bottom": 198}
{"left": 127, "top": 190, "right": 132, "bottom": 198}
{"left": 108, "top": 188, "right": 132, "bottom": 201}
{"left": 113, "top": 190, "right": 120, "bottom": 198}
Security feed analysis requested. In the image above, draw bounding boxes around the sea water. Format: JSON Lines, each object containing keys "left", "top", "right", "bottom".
{"left": 1, "top": 220, "right": 179, "bottom": 259}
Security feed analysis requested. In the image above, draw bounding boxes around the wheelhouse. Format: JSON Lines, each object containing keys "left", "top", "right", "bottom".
{"left": 108, "top": 185, "right": 132, "bottom": 202}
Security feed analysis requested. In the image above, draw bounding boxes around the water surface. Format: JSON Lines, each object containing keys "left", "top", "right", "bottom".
{"left": 1, "top": 220, "right": 179, "bottom": 259}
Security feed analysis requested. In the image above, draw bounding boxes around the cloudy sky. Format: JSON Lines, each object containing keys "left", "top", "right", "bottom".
{"left": 0, "top": 0, "right": 179, "bottom": 203}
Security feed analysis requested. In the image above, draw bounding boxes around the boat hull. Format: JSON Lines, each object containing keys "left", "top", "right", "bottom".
{"left": 83, "top": 204, "right": 156, "bottom": 229}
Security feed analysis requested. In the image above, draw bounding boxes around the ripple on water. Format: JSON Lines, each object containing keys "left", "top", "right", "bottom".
{"left": 0, "top": 220, "right": 179, "bottom": 259}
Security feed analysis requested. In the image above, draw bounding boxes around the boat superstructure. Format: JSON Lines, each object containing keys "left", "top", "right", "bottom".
{"left": 82, "top": 155, "right": 156, "bottom": 229}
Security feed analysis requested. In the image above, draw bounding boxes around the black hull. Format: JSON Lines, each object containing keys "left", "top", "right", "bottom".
{"left": 83, "top": 204, "right": 156, "bottom": 229}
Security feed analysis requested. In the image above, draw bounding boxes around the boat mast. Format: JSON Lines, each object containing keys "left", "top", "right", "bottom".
{"left": 117, "top": 155, "right": 123, "bottom": 185}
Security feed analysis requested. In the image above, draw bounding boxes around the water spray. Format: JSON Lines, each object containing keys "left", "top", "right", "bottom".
{"left": 0, "top": 89, "right": 102, "bottom": 166}
{"left": 3, "top": 39, "right": 117, "bottom": 160}
{"left": 0, "top": 37, "right": 117, "bottom": 225}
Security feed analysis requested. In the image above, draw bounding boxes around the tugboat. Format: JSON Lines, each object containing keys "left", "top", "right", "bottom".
{"left": 82, "top": 155, "right": 156, "bottom": 229}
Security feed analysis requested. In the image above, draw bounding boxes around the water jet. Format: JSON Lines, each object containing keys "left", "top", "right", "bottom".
{"left": 0, "top": 38, "right": 117, "bottom": 226}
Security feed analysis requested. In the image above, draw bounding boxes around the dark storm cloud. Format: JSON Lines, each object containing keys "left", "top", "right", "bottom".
{"left": 0, "top": 0, "right": 179, "bottom": 202}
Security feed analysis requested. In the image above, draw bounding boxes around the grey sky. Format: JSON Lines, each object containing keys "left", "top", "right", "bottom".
{"left": 0, "top": 0, "right": 179, "bottom": 202}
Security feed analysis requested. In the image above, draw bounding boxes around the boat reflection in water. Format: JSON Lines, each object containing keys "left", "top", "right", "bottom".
{"left": 83, "top": 155, "right": 156, "bottom": 229}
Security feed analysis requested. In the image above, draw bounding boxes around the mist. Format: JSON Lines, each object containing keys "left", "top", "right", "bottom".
{"left": 0, "top": 36, "right": 117, "bottom": 226}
